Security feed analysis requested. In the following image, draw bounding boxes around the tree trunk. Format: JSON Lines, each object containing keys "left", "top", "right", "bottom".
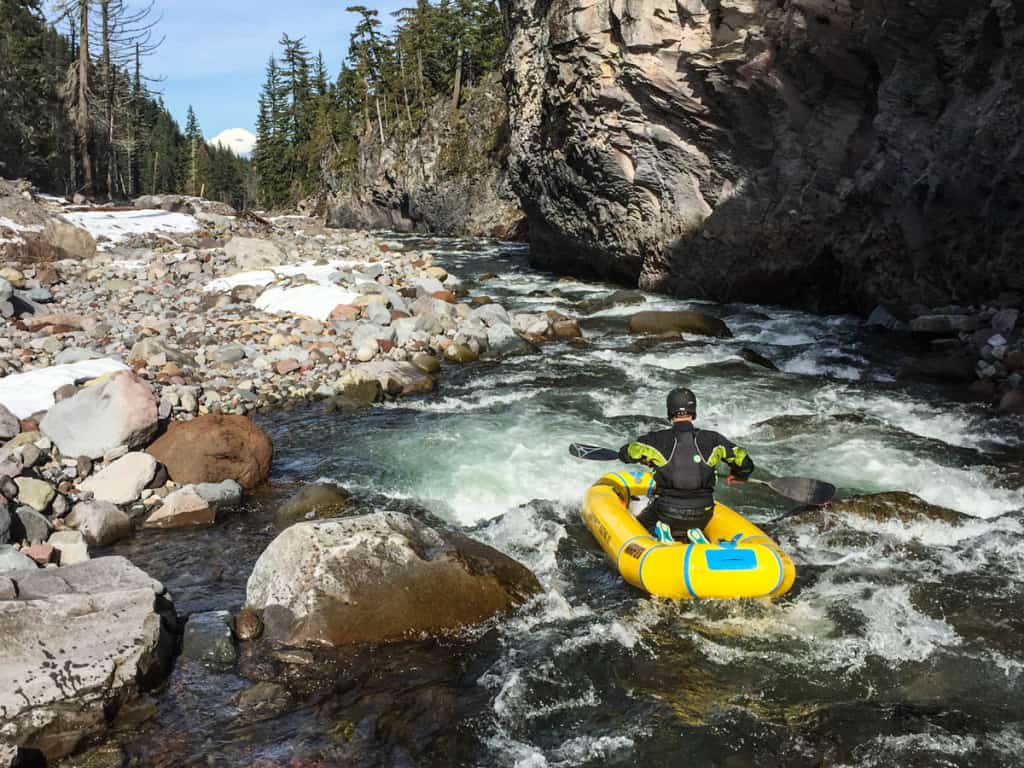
{"left": 417, "top": 49, "right": 425, "bottom": 108}
{"left": 451, "top": 47, "right": 463, "bottom": 112}
{"left": 103, "top": 0, "right": 114, "bottom": 200}
{"left": 78, "top": 0, "right": 93, "bottom": 195}
{"left": 375, "top": 95, "right": 385, "bottom": 144}
{"left": 399, "top": 50, "right": 413, "bottom": 126}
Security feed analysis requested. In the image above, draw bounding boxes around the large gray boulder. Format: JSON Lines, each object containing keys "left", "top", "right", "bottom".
{"left": 0, "top": 545, "right": 36, "bottom": 573}
{"left": 245, "top": 512, "right": 540, "bottom": 648}
{"left": 0, "top": 557, "right": 175, "bottom": 763}
{"left": 225, "top": 236, "right": 285, "bottom": 271}
{"left": 0, "top": 405, "right": 18, "bottom": 442}
{"left": 65, "top": 500, "right": 132, "bottom": 547}
{"left": 40, "top": 372, "right": 158, "bottom": 460}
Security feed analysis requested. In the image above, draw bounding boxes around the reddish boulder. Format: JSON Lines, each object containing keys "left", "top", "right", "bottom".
{"left": 330, "top": 304, "right": 361, "bottom": 321}
{"left": 147, "top": 415, "right": 272, "bottom": 489}
{"left": 431, "top": 290, "right": 456, "bottom": 304}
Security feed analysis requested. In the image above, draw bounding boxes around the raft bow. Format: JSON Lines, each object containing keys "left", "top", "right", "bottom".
{"left": 581, "top": 471, "right": 796, "bottom": 599}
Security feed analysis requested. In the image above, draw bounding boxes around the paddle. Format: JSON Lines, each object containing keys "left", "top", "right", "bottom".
{"left": 568, "top": 443, "right": 836, "bottom": 506}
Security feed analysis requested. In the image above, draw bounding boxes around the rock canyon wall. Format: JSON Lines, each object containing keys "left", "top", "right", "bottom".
{"left": 504, "top": 0, "right": 1024, "bottom": 312}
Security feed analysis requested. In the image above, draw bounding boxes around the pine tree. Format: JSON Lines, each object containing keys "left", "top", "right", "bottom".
{"left": 254, "top": 56, "right": 290, "bottom": 208}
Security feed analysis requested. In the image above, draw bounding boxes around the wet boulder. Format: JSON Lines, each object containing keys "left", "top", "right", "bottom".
{"left": 897, "top": 353, "right": 978, "bottom": 382}
{"left": 274, "top": 482, "right": 353, "bottom": 528}
{"left": 815, "top": 492, "right": 968, "bottom": 525}
{"left": 909, "top": 314, "right": 979, "bottom": 335}
{"left": 143, "top": 486, "right": 215, "bottom": 529}
{"left": 245, "top": 512, "right": 541, "bottom": 647}
{"left": 627, "top": 310, "right": 732, "bottom": 338}
{"left": 182, "top": 610, "right": 236, "bottom": 668}
{"left": 146, "top": 414, "right": 273, "bottom": 490}
{"left": 0, "top": 557, "right": 175, "bottom": 763}
{"left": 335, "top": 360, "right": 435, "bottom": 398}
{"left": 998, "top": 389, "right": 1024, "bottom": 415}
{"left": 737, "top": 348, "right": 778, "bottom": 371}
{"left": 40, "top": 371, "right": 158, "bottom": 460}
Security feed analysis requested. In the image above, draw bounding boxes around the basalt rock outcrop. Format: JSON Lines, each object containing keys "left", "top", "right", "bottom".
{"left": 504, "top": 0, "right": 1024, "bottom": 313}
{"left": 325, "top": 75, "right": 526, "bottom": 239}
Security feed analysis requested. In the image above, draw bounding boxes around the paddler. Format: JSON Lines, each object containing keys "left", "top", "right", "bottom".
{"left": 618, "top": 388, "right": 754, "bottom": 543}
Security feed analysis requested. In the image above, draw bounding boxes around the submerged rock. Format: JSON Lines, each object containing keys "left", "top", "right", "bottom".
{"left": 245, "top": 512, "right": 541, "bottom": 647}
{"left": 0, "top": 557, "right": 175, "bottom": 762}
{"left": 737, "top": 348, "right": 779, "bottom": 371}
{"left": 898, "top": 353, "right": 978, "bottom": 383}
{"left": 182, "top": 610, "right": 236, "bottom": 667}
{"left": 275, "top": 483, "right": 353, "bottom": 528}
{"left": 147, "top": 414, "right": 273, "bottom": 490}
{"left": 818, "top": 492, "right": 967, "bottom": 525}
{"left": 628, "top": 310, "right": 732, "bottom": 338}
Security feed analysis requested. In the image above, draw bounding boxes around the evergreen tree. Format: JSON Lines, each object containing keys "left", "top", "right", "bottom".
{"left": 254, "top": 56, "right": 290, "bottom": 209}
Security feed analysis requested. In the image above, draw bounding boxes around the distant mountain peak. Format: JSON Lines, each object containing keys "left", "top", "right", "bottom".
{"left": 210, "top": 128, "right": 256, "bottom": 157}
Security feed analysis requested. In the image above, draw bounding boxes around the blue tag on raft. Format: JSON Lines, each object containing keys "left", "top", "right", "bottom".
{"left": 704, "top": 548, "right": 758, "bottom": 571}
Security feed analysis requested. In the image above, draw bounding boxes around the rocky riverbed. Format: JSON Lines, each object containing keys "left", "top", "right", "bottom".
{"left": 2, "top": 181, "right": 1023, "bottom": 767}
{"left": 0, "top": 182, "right": 574, "bottom": 764}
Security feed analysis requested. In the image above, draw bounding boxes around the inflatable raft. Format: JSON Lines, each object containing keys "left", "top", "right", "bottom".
{"left": 581, "top": 471, "right": 796, "bottom": 599}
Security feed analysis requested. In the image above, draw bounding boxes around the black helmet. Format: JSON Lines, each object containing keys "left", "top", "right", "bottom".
{"left": 667, "top": 388, "right": 697, "bottom": 419}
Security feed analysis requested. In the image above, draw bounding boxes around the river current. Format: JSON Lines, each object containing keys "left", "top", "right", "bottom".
{"left": 97, "top": 236, "right": 1024, "bottom": 768}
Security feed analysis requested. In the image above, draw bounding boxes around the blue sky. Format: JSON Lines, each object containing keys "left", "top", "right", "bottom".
{"left": 140, "top": 0, "right": 405, "bottom": 137}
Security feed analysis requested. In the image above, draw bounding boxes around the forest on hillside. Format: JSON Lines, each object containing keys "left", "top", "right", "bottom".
{"left": 1, "top": 0, "right": 505, "bottom": 211}
{"left": 0, "top": 0, "right": 252, "bottom": 207}
{"left": 253, "top": 0, "right": 505, "bottom": 210}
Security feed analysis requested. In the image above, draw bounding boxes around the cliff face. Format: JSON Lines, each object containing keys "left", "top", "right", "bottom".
{"left": 325, "top": 76, "right": 526, "bottom": 239}
{"left": 504, "top": 0, "right": 1024, "bottom": 312}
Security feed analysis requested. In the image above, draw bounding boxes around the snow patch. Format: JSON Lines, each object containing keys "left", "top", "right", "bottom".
{"left": 0, "top": 216, "right": 43, "bottom": 233}
{"left": 255, "top": 284, "right": 359, "bottom": 322}
{"left": 62, "top": 210, "right": 199, "bottom": 245}
{"left": 0, "top": 358, "right": 129, "bottom": 418}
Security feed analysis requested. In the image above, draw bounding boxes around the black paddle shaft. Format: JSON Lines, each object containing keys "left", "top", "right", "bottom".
{"left": 569, "top": 444, "right": 836, "bottom": 506}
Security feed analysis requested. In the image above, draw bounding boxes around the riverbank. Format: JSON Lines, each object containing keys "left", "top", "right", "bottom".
{"left": 0, "top": 183, "right": 566, "bottom": 764}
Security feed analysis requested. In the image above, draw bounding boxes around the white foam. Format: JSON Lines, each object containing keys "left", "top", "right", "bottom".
{"left": 0, "top": 358, "right": 129, "bottom": 418}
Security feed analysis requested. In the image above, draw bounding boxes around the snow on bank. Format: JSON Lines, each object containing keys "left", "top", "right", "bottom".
{"left": 255, "top": 284, "right": 359, "bottom": 321}
{"left": 0, "top": 358, "right": 129, "bottom": 419}
{"left": 0, "top": 217, "right": 43, "bottom": 233}
{"left": 62, "top": 210, "right": 199, "bottom": 246}
{"left": 204, "top": 259, "right": 362, "bottom": 321}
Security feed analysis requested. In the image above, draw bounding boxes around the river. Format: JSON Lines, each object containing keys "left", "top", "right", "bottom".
{"left": 93, "top": 236, "right": 1024, "bottom": 768}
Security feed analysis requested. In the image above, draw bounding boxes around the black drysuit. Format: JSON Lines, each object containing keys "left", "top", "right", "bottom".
{"left": 618, "top": 421, "right": 754, "bottom": 536}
